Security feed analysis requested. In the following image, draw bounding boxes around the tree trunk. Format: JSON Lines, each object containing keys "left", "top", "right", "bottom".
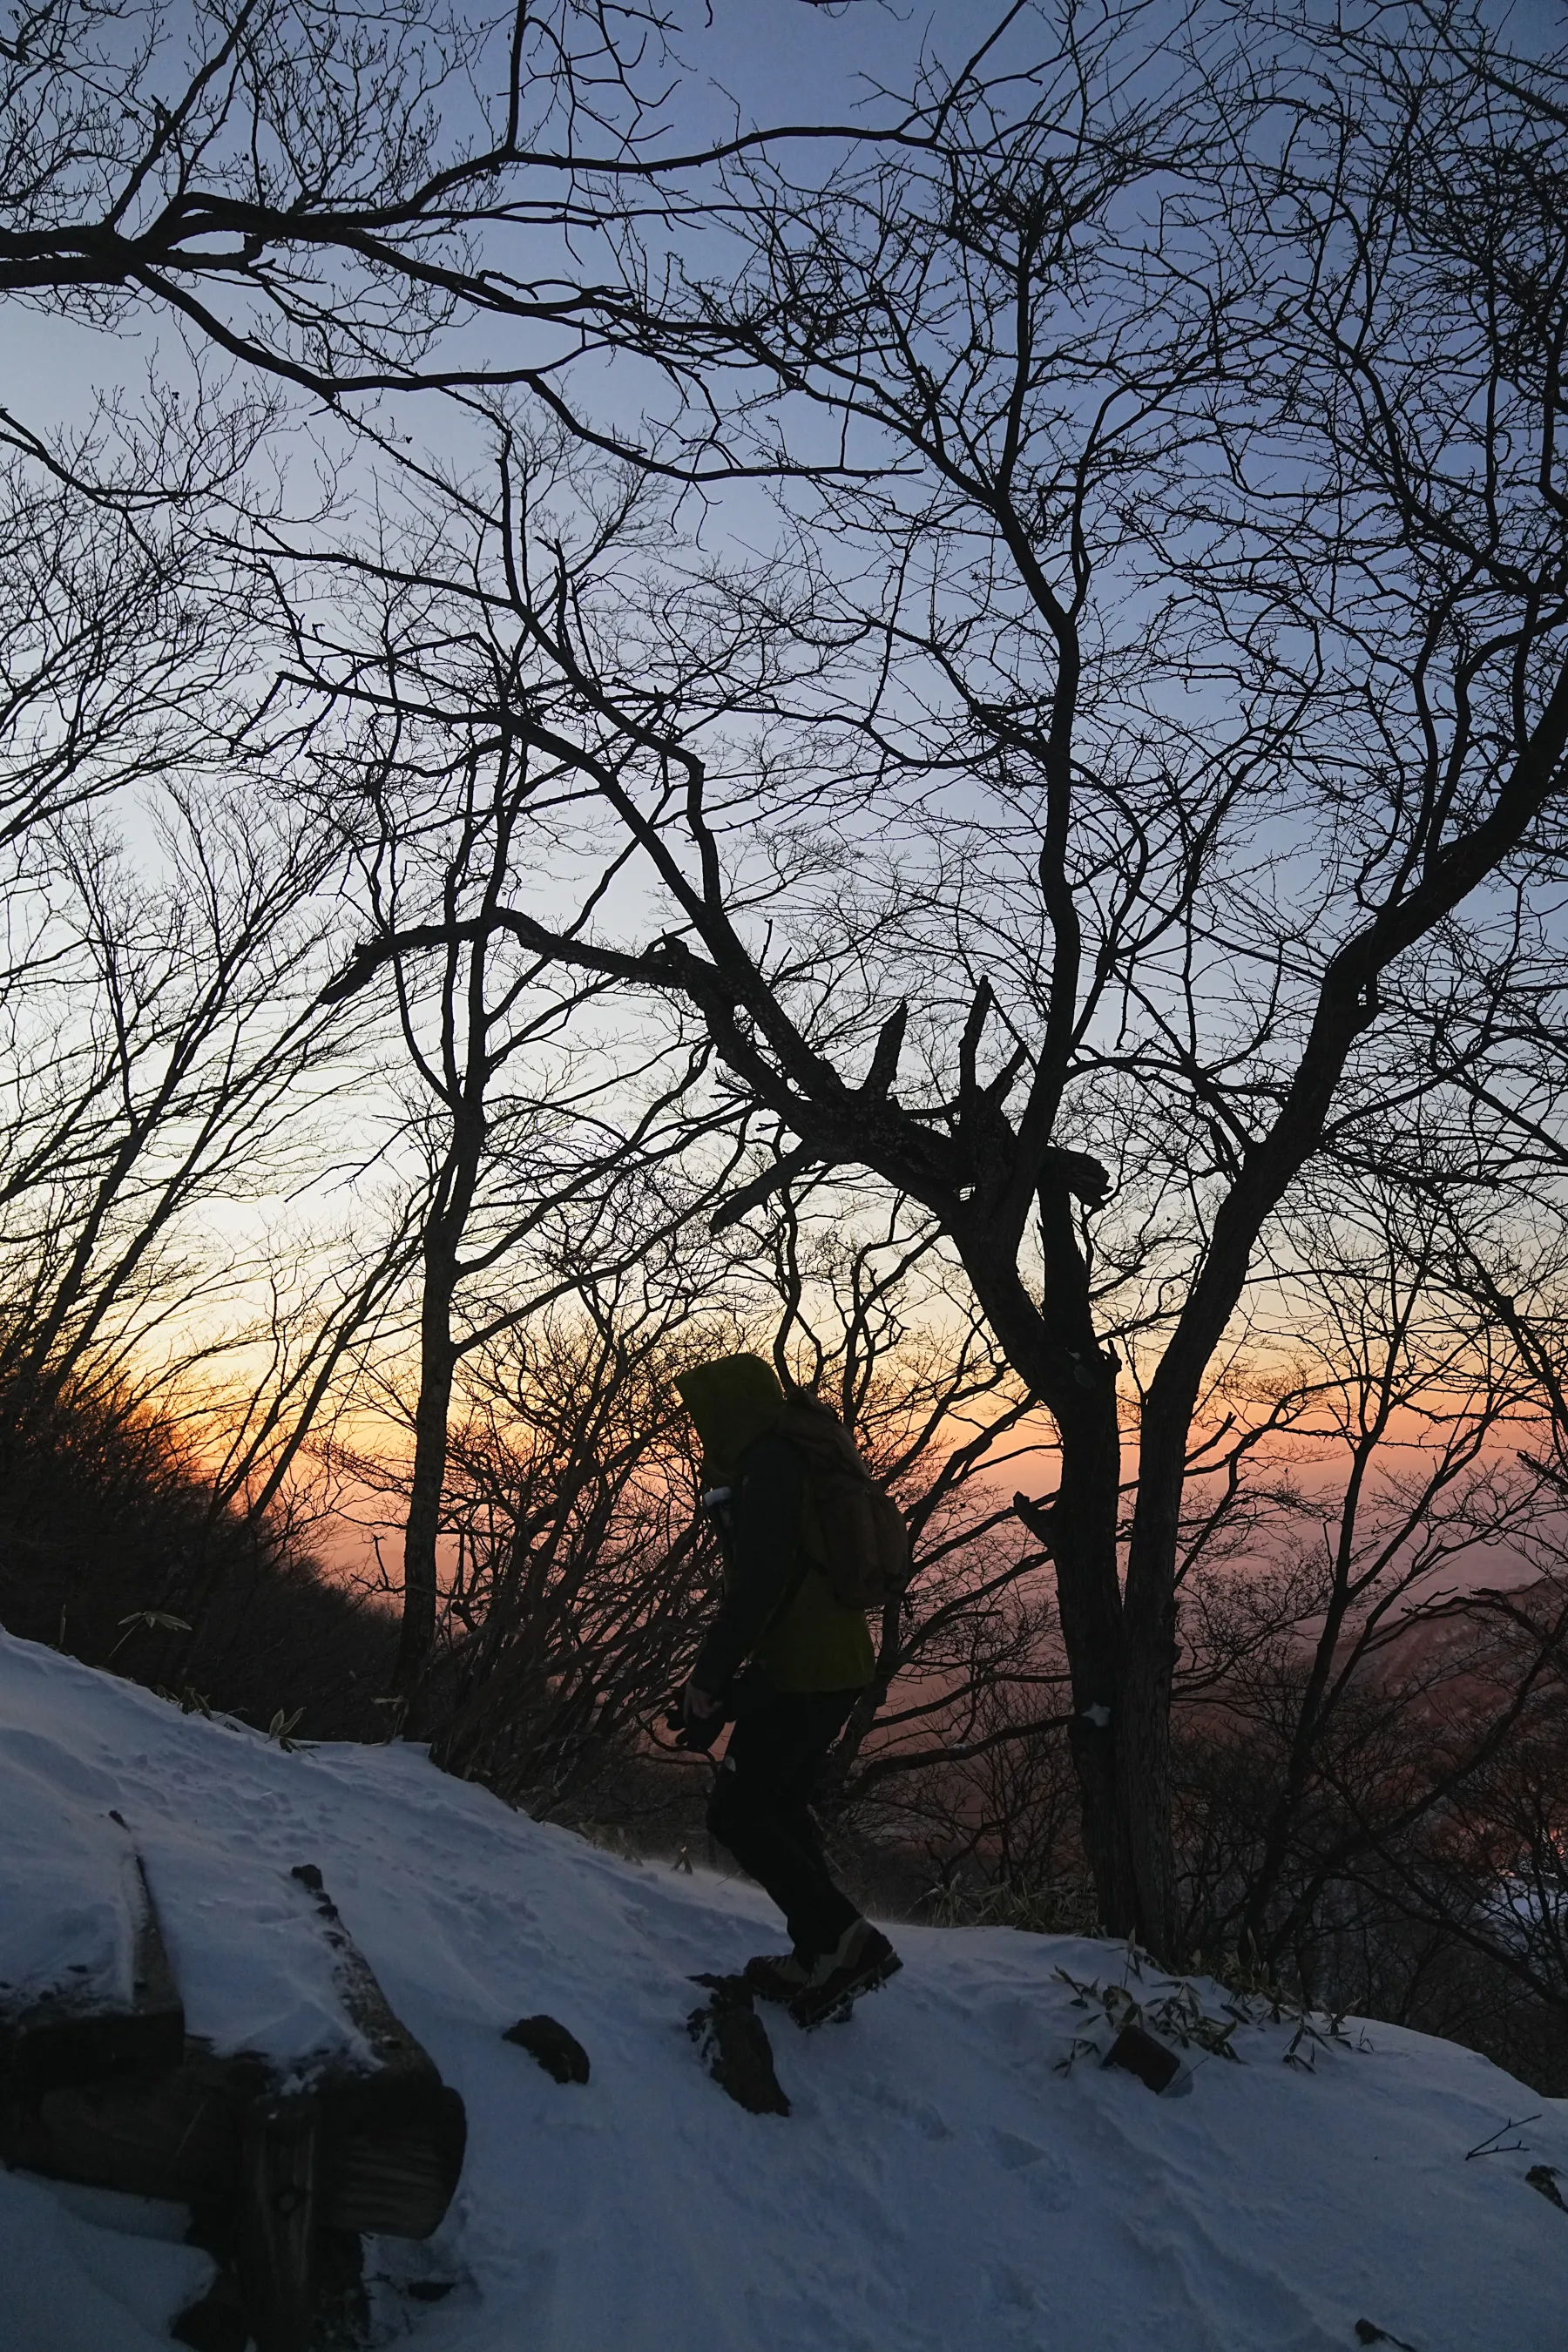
{"left": 1051, "top": 1386, "right": 1140, "bottom": 1939}
{"left": 1119, "top": 1409, "right": 1186, "bottom": 1962}
{"left": 394, "top": 1254, "right": 459, "bottom": 1693}
{"left": 958, "top": 1227, "right": 1155, "bottom": 1946}
{"left": 394, "top": 1080, "right": 487, "bottom": 1694}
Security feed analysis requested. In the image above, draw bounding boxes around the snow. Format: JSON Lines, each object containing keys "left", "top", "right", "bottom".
{"left": 0, "top": 1747, "right": 134, "bottom": 2004}
{"left": 2, "top": 1627, "right": 1565, "bottom": 2351}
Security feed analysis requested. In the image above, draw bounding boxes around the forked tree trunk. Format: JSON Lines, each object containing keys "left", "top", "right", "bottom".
{"left": 960, "top": 1228, "right": 1169, "bottom": 1952}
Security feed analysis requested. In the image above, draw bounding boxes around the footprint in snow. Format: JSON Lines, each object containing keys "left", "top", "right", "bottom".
{"left": 989, "top": 2128, "right": 1075, "bottom": 2210}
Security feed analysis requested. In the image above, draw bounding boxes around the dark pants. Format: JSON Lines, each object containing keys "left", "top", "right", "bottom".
{"left": 706, "top": 1680, "right": 862, "bottom": 1961}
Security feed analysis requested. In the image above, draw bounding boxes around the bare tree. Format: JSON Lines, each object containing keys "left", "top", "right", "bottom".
{"left": 291, "top": 513, "right": 740, "bottom": 1686}
{"left": 0, "top": 0, "right": 936, "bottom": 432}
{"left": 1166, "top": 1172, "right": 1568, "bottom": 1962}
{"left": 0, "top": 742, "right": 429, "bottom": 1690}
{"left": 0, "top": 371, "right": 296, "bottom": 862}
{"left": 317, "top": 3, "right": 1568, "bottom": 1959}
{"left": 0, "top": 778, "right": 352, "bottom": 1403}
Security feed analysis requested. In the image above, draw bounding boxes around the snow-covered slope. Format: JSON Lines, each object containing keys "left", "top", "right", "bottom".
{"left": 2, "top": 1628, "right": 1563, "bottom": 2352}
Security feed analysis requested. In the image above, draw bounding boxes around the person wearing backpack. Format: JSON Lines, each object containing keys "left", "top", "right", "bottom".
{"left": 674, "top": 1350, "right": 906, "bottom": 2026}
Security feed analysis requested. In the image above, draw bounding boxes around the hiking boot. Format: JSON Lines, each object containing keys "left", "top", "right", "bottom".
{"left": 742, "top": 1949, "right": 813, "bottom": 2004}
{"left": 788, "top": 1919, "right": 902, "bottom": 2029}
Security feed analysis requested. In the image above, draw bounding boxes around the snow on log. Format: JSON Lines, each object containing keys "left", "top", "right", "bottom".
{"left": 289, "top": 1862, "right": 467, "bottom": 2238}
{"left": 1, "top": 1857, "right": 463, "bottom": 2247}
{"left": 0, "top": 1807, "right": 184, "bottom": 2095}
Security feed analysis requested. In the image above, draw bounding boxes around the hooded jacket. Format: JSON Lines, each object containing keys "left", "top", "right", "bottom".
{"left": 675, "top": 1353, "right": 875, "bottom": 1696}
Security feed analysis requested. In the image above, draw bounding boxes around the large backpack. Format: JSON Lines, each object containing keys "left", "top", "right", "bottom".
{"left": 775, "top": 1396, "right": 912, "bottom": 1612}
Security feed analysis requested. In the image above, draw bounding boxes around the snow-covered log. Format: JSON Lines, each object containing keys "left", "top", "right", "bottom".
{"left": 0, "top": 1806, "right": 184, "bottom": 2095}
{"left": 1, "top": 1869, "right": 464, "bottom": 2240}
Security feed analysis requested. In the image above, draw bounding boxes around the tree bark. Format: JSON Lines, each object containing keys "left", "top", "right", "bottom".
{"left": 956, "top": 1216, "right": 1144, "bottom": 1942}
{"left": 1119, "top": 1411, "right": 1186, "bottom": 1960}
{"left": 1053, "top": 1387, "right": 1138, "bottom": 1937}
{"left": 394, "top": 1105, "right": 484, "bottom": 1693}
{"left": 394, "top": 1261, "right": 459, "bottom": 1693}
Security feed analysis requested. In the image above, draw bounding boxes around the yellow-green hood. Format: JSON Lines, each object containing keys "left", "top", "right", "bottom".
{"left": 674, "top": 1353, "right": 786, "bottom": 1481}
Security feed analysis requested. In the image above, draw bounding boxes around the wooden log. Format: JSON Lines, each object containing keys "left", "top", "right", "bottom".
{"left": 2, "top": 1861, "right": 464, "bottom": 2248}
{"left": 290, "top": 1862, "right": 466, "bottom": 2238}
{"left": 0, "top": 1815, "right": 185, "bottom": 2096}
{"left": 1, "top": 2042, "right": 266, "bottom": 2202}
{"left": 4, "top": 2041, "right": 463, "bottom": 2243}
{"left": 288, "top": 1864, "right": 428, "bottom": 2068}
{"left": 235, "top": 2093, "right": 320, "bottom": 2352}
{"left": 117, "top": 1814, "right": 182, "bottom": 2022}
{"left": 318, "top": 2070, "right": 468, "bottom": 2237}
{"left": 4, "top": 2031, "right": 465, "bottom": 2240}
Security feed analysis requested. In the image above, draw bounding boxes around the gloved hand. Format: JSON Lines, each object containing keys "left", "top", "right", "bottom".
{"left": 674, "top": 1678, "right": 727, "bottom": 1753}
